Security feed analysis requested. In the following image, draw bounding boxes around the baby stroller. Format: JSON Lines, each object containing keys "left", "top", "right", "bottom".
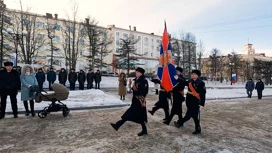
{"left": 35, "top": 83, "right": 70, "bottom": 118}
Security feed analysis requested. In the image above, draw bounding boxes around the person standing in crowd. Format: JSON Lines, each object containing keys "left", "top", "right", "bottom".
{"left": 110, "top": 67, "right": 149, "bottom": 136}
{"left": 95, "top": 70, "right": 102, "bottom": 89}
{"left": 0, "top": 62, "right": 21, "bottom": 119}
{"left": 163, "top": 67, "right": 186, "bottom": 127}
{"left": 245, "top": 79, "right": 255, "bottom": 98}
{"left": 152, "top": 75, "right": 160, "bottom": 95}
{"left": 47, "top": 67, "right": 56, "bottom": 91}
{"left": 68, "top": 68, "right": 77, "bottom": 90}
{"left": 78, "top": 70, "right": 86, "bottom": 90}
{"left": 255, "top": 79, "right": 264, "bottom": 99}
{"left": 87, "top": 69, "right": 95, "bottom": 89}
{"left": 118, "top": 72, "right": 127, "bottom": 100}
{"left": 58, "top": 68, "right": 67, "bottom": 86}
{"left": 20, "top": 65, "right": 38, "bottom": 117}
{"left": 178, "top": 70, "right": 206, "bottom": 134}
{"left": 35, "top": 68, "right": 45, "bottom": 91}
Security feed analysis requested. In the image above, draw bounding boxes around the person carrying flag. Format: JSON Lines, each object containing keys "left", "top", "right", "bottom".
{"left": 175, "top": 70, "right": 206, "bottom": 134}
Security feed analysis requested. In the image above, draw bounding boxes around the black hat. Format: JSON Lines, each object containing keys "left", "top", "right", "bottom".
{"left": 61, "top": 68, "right": 65, "bottom": 70}
{"left": 71, "top": 68, "right": 75, "bottom": 71}
{"left": 4, "top": 62, "right": 13, "bottom": 66}
{"left": 38, "top": 68, "right": 43, "bottom": 70}
{"left": 176, "top": 67, "right": 183, "bottom": 73}
{"left": 135, "top": 67, "right": 145, "bottom": 74}
{"left": 192, "top": 70, "right": 201, "bottom": 76}
{"left": 89, "top": 69, "right": 93, "bottom": 71}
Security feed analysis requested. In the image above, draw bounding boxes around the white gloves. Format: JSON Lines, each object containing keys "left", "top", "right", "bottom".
{"left": 174, "top": 75, "right": 178, "bottom": 80}
{"left": 199, "top": 105, "right": 204, "bottom": 111}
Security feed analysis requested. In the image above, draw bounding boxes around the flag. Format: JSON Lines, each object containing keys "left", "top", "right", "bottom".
{"left": 157, "top": 21, "right": 178, "bottom": 92}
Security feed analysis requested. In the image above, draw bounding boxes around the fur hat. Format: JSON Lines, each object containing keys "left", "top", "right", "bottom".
{"left": 176, "top": 67, "right": 183, "bottom": 73}
{"left": 192, "top": 70, "right": 201, "bottom": 76}
{"left": 4, "top": 62, "right": 13, "bottom": 66}
{"left": 135, "top": 67, "right": 145, "bottom": 74}
{"left": 71, "top": 68, "right": 75, "bottom": 71}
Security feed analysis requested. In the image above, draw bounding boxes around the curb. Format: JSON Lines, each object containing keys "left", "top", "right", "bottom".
{"left": 206, "top": 95, "right": 272, "bottom": 100}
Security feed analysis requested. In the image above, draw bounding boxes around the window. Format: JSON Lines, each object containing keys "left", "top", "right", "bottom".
{"left": 116, "top": 32, "right": 120, "bottom": 37}
{"left": 80, "top": 50, "right": 84, "bottom": 56}
{"left": 151, "top": 53, "right": 153, "bottom": 57}
{"left": 37, "top": 22, "right": 45, "bottom": 28}
{"left": 37, "top": 34, "right": 44, "bottom": 40}
{"left": 67, "top": 27, "right": 74, "bottom": 33}
{"left": 116, "top": 40, "right": 120, "bottom": 46}
{"left": 157, "top": 39, "right": 161, "bottom": 43}
{"left": 54, "top": 25, "right": 61, "bottom": 31}
{"left": 123, "top": 33, "right": 128, "bottom": 39}
{"left": 65, "top": 38, "right": 73, "bottom": 44}
{"left": 22, "top": 19, "right": 30, "bottom": 26}
{"left": 80, "top": 40, "right": 85, "bottom": 45}
{"left": 151, "top": 39, "right": 154, "bottom": 43}
{"left": 144, "top": 37, "right": 149, "bottom": 46}
{"left": 53, "top": 36, "right": 60, "bottom": 42}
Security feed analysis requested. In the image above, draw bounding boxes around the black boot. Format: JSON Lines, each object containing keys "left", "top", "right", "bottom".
{"left": 192, "top": 126, "right": 201, "bottom": 134}
{"left": 163, "top": 119, "right": 171, "bottom": 125}
{"left": 163, "top": 109, "right": 170, "bottom": 121}
{"left": 148, "top": 110, "right": 154, "bottom": 116}
{"left": 23, "top": 101, "right": 29, "bottom": 116}
{"left": 30, "top": 100, "right": 35, "bottom": 117}
{"left": 123, "top": 96, "right": 125, "bottom": 100}
{"left": 174, "top": 121, "right": 183, "bottom": 128}
{"left": 110, "top": 123, "right": 119, "bottom": 131}
{"left": 138, "top": 123, "right": 148, "bottom": 136}
{"left": 120, "top": 96, "right": 122, "bottom": 100}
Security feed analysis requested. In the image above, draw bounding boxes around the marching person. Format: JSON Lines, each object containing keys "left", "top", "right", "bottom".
{"left": 148, "top": 78, "right": 170, "bottom": 121}
{"left": 95, "top": 70, "right": 102, "bottom": 89}
{"left": 87, "top": 69, "right": 95, "bottom": 89}
{"left": 20, "top": 65, "right": 38, "bottom": 117}
{"left": 68, "top": 68, "right": 77, "bottom": 90}
{"left": 110, "top": 67, "right": 149, "bottom": 136}
{"left": 245, "top": 79, "right": 255, "bottom": 98}
{"left": 47, "top": 67, "right": 56, "bottom": 91}
{"left": 58, "top": 68, "right": 67, "bottom": 86}
{"left": 78, "top": 70, "right": 86, "bottom": 90}
{"left": 163, "top": 67, "right": 186, "bottom": 126}
{"left": 35, "top": 68, "right": 45, "bottom": 91}
{"left": 153, "top": 75, "right": 160, "bottom": 95}
{"left": 0, "top": 62, "right": 21, "bottom": 119}
{"left": 118, "top": 72, "right": 127, "bottom": 100}
{"left": 177, "top": 70, "right": 206, "bottom": 134}
{"left": 255, "top": 79, "right": 264, "bottom": 99}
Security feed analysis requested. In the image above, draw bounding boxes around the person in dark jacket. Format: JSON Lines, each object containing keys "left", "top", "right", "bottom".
{"left": 78, "top": 70, "right": 86, "bottom": 90}
{"left": 47, "top": 67, "right": 56, "bottom": 91}
{"left": 177, "top": 70, "right": 206, "bottom": 134}
{"left": 0, "top": 62, "right": 21, "bottom": 119}
{"left": 245, "top": 79, "right": 255, "bottom": 98}
{"left": 58, "top": 68, "right": 67, "bottom": 86}
{"left": 95, "top": 70, "right": 102, "bottom": 89}
{"left": 255, "top": 79, "right": 264, "bottom": 99}
{"left": 35, "top": 68, "right": 45, "bottom": 91}
{"left": 87, "top": 69, "right": 95, "bottom": 89}
{"left": 163, "top": 67, "right": 186, "bottom": 126}
{"left": 110, "top": 67, "right": 149, "bottom": 136}
{"left": 68, "top": 68, "right": 77, "bottom": 90}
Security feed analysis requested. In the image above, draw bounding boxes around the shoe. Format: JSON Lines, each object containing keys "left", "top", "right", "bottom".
{"left": 192, "top": 130, "right": 201, "bottom": 135}
{"left": 110, "top": 123, "right": 118, "bottom": 131}
{"left": 14, "top": 115, "right": 18, "bottom": 118}
{"left": 0, "top": 116, "right": 4, "bottom": 120}
{"left": 163, "top": 118, "right": 168, "bottom": 121}
{"left": 31, "top": 113, "right": 36, "bottom": 117}
{"left": 148, "top": 110, "right": 154, "bottom": 116}
{"left": 25, "top": 112, "right": 29, "bottom": 116}
{"left": 174, "top": 121, "right": 183, "bottom": 128}
{"left": 137, "top": 131, "right": 148, "bottom": 136}
{"left": 163, "top": 120, "right": 170, "bottom": 125}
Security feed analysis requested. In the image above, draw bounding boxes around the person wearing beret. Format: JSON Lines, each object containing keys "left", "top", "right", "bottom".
{"left": 174, "top": 70, "right": 206, "bottom": 134}
{"left": 110, "top": 67, "right": 149, "bottom": 136}
{"left": 0, "top": 62, "right": 21, "bottom": 119}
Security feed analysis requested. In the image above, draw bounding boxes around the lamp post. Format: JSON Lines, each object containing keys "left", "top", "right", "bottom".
{"left": 229, "top": 62, "right": 234, "bottom": 85}
{"left": 6, "top": 28, "right": 27, "bottom": 67}
{"left": 48, "top": 29, "right": 55, "bottom": 68}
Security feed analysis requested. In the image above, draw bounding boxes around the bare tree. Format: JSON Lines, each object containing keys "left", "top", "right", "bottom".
{"left": 228, "top": 51, "right": 242, "bottom": 81}
{"left": 196, "top": 39, "right": 205, "bottom": 70}
{"left": 253, "top": 59, "right": 272, "bottom": 85}
{"left": 209, "top": 48, "right": 220, "bottom": 80}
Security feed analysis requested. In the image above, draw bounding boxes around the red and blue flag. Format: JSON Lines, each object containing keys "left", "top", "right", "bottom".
{"left": 157, "top": 22, "right": 178, "bottom": 92}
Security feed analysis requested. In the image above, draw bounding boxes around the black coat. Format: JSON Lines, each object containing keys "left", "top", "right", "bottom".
{"left": 87, "top": 72, "right": 95, "bottom": 83}
{"left": 78, "top": 72, "right": 86, "bottom": 84}
{"left": 35, "top": 72, "right": 45, "bottom": 83}
{"left": 95, "top": 72, "right": 101, "bottom": 83}
{"left": 47, "top": 71, "right": 56, "bottom": 82}
{"left": 150, "top": 79, "right": 169, "bottom": 110}
{"left": 171, "top": 74, "right": 186, "bottom": 114}
{"left": 185, "top": 78, "right": 206, "bottom": 107}
{"left": 255, "top": 81, "right": 264, "bottom": 91}
{"left": 58, "top": 71, "right": 67, "bottom": 83}
{"left": 0, "top": 69, "right": 21, "bottom": 96}
{"left": 121, "top": 75, "right": 149, "bottom": 123}
{"left": 68, "top": 72, "right": 77, "bottom": 83}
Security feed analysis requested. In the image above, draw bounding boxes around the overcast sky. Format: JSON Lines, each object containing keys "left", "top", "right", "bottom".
{"left": 5, "top": 0, "right": 272, "bottom": 56}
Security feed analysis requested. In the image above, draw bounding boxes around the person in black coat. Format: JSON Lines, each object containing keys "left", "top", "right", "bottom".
{"left": 47, "top": 68, "right": 56, "bottom": 91}
{"left": 95, "top": 70, "right": 102, "bottom": 89}
{"left": 68, "top": 68, "right": 77, "bottom": 90}
{"left": 0, "top": 62, "right": 21, "bottom": 119}
{"left": 35, "top": 68, "right": 45, "bottom": 91}
{"left": 177, "top": 70, "right": 206, "bottom": 134}
{"left": 163, "top": 67, "right": 186, "bottom": 126}
{"left": 87, "top": 69, "right": 95, "bottom": 89}
{"left": 110, "top": 67, "right": 149, "bottom": 136}
{"left": 255, "top": 79, "right": 264, "bottom": 99}
{"left": 78, "top": 70, "right": 86, "bottom": 90}
{"left": 58, "top": 68, "right": 67, "bottom": 86}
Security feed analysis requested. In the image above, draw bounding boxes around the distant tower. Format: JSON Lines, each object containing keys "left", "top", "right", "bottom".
{"left": 243, "top": 43, "right": 255, "bottom": 56}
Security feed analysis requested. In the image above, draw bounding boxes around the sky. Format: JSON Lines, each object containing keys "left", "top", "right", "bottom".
{"left": 5, "top": 0, "right": 272, "bottom": 57}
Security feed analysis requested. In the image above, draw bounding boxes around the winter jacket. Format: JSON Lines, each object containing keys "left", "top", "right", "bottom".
{"left": 35, "top": 72, "right": 45, "bottom": 83}
{"left": 58, "top": 71, "right": 68, "bottom": 83}
{"left": 245, "top": 81, "right": 255, "bottom": 91}
{"left": 255, "top": 81, "right": 264, "bottom": 91}
{"left": 68, "top": 72, "right": 77, "bottom": 83}
{"left": 20, "top": 65, "right": 38, "bottom": 101}
{"left": 118, "top": 77, "right": 127, "bottom": 96}
{"left": 0, "top": 68, "right": 21, "bottom": 96}
{"left": 87, "top": 72, "right": 95, "bottom": 83}
{"left": 47, "top": 71, "right": 56, "bottom": 82}
{"left": 78, "top": 72, "right": 86, "bottom": 84}
{"left": 95, "top": 72, "right": 102, "bottom": 83}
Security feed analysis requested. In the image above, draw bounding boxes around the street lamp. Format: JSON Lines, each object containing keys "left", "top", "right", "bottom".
{"left": 6, "top": 28, "right": 27, "bottom": 67}
{"left": 229, "top": 62, "right": 234, "bottom": 85}
{"left": 47, "top": 29, "right": 55, "bottom": 68}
